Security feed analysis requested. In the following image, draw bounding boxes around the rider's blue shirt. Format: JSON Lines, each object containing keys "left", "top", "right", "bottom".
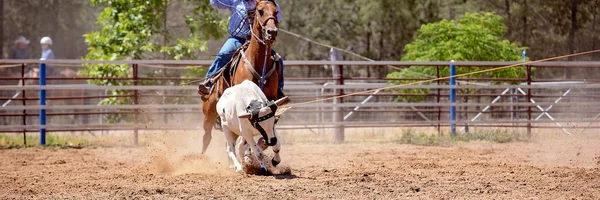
{"left": 210, "top": 0, "right": 281, "bottom": 39}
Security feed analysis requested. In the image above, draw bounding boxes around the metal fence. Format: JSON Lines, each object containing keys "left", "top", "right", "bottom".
{"left": 1, "top": 59, "right": 599, "bottom": 144}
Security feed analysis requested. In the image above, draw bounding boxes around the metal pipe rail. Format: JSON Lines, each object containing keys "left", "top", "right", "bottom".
{"left": 2, "top": 59, "right": 600, "bottom": 145}
{"left": 2, "top": 83, "right": 600, "bottom": 91}
{"left": 3, "top": 59, "right": 600, "bottom": 68}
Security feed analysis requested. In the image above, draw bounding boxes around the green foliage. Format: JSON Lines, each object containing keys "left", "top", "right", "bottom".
{"left": 396, "top": 129, "right": 526, "bottom": 146}
{"left": 388, "top": 12, "right": 527, "bottom": 102}
{"left": 0, "top": 134, "right": 92, "bottom": 149}
{"left": 79, "top": 0, "right": 225, "bottom": 123}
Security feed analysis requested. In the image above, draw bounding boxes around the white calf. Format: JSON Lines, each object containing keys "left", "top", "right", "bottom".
{"left": 216, "top": 80, "right": 287, "bottom": 173}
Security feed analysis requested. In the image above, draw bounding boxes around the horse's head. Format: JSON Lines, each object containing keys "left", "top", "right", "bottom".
{"left": 253, "top": 0, "right": 279, "bottom": 44}
{"left": 239, "top": 96, "right": 288, "bottom": 147}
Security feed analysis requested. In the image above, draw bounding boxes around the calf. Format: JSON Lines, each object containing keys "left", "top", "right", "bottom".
{"left": 216, "top": 80, "right": 287, "bottom": 173}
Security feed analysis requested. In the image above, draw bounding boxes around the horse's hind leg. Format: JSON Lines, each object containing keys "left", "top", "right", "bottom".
{"left": 201, "top": 98, "right": 218, "bottom": 154}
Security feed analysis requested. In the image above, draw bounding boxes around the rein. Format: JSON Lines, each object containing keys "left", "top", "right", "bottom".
{"left": 244, "top": 3, "right": 279, "bottom": 90}
{"left": 250, "top": 0, "right": 278, "bottom": 45}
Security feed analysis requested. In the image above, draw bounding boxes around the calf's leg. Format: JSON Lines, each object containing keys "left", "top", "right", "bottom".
{"left": 271, "top": 130, "right": 281, "bottom": 167}
{"left": 223, "top": 126, "right": 243, "bottom": 173}
{"left": 240, "top": 128, "right": 268, "bottom": 173}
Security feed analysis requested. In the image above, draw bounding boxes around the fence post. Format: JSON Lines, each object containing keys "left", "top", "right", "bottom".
{"left": 449, "top": 60, "right": 457, "bottom": 136}
{"left": 39, "top": 63, "right": 46, "bottom": 145}
{"left": 330, "top": 48, "right": 344, "bottom": 143}
{"left": 132, "top": 64, "right": 139, "bottom": 146}
{"left": 526, "top": 65, "right": 532, "bottom": 137}
{"left": 436, "top": 66, "right": 441, "bottom": 135}
{"left": 21, "top": 63, "right": 27, "bottom": 146}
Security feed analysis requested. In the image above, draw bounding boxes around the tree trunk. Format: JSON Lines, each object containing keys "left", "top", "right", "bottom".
{"left": 0, "top": 0, "right": 4, "bottom": 58}
{"left": 568, "top": 0, "right": 579, "bottom": 60}
{"left": 449, "top": 0, "right": 456, "bottom": 19}
{"left": 522, "top": 0, "right": 528, "bottom": 46}
{"left": 286, "top": 0, "right": 294, "bottom": 31}
{"left": 567, "top": 0, "right": 579, "bottom": 79}
{"left": 505, "top": 0, "right": 511, "bottom": 35}
{"left": 378, "top": 28, "right": 384, "bottom": 60}
{"left": 593, "top": 0, "right": 598, "bottom": 51}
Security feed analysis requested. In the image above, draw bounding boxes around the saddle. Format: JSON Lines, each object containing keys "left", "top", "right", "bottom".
{"left": 206, "top": 41, "right": 281, "bottom": 99}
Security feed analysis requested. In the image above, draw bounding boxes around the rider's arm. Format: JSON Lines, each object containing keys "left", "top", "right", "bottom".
{"left": 276, "top": 3, "right": 281, "bottom": 22}
{"left": 210, "top": 0, "right": 235, "bottom": 9}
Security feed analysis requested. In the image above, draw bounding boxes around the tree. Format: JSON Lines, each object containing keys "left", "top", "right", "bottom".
{"left": 387, "top": 12, "right": 527, "bottom": 102}
{"left": 79, "top": 0, "right": 225, "bottom": 123}
{"left": 0, "top": 0, "right": 4, "bottom": 58}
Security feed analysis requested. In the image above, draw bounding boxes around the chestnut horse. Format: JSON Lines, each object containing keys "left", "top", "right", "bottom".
{"left": 201, "top": 0, "right": 281, "bottom": 154}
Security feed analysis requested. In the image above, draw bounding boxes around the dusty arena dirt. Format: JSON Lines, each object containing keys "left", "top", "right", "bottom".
{"left": 1, "top": 132, "right": 600, "bottom": 199}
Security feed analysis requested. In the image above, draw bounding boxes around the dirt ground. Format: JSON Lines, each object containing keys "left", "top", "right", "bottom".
{"left": 1, "top": 131, "right": 600, "bottom": 199}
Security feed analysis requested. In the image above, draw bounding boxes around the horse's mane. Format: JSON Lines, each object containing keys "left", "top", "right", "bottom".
{"left": 260, "top": 0, "right": 276, "bottom": 4}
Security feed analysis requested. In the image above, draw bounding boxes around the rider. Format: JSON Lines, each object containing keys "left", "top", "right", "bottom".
{"left": 198, "top": 0, "right": 285, "bottom": 99}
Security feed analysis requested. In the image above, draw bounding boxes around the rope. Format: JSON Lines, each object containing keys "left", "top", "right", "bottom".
{"left": 279, "top": 29, "right": 392, "bottom": 67}
{"left": 280, "top": 49, "right": 600, "bottom": 112}
{"left": 279, "top": 29, "right": 478, "bottom": 84}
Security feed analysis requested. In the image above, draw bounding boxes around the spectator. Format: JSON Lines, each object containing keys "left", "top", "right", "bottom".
{"left": 40, "top": 36, "right": 55, "bottom": 76}
{"left": 40, "top": 37, "right": 54, "bottom": 60}
{"left": 8, "top": 36, "right": 30, "bottom": 59}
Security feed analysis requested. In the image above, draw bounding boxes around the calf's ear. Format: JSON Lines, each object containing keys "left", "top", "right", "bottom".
{"left": 274, "top": 96, "right": 289, "bottom": 106}
{"left": 238, "top": 112, "right": 252, "bottom": 119}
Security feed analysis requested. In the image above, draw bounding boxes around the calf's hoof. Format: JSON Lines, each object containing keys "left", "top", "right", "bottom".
{"left": 271, "top": 158, "right": 280, "bottom": 167}
{"left": 259, "top": 167, "right": 271, "bottom": 176}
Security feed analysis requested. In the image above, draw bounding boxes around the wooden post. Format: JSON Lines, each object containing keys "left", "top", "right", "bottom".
{"left": 526, "top": 65, "right": 532, "bottom": 137}
{"left": 330, "top": 48, "right": 344, "bottom": 143}
{"left": 436, "top": 66, "right": 441, "bottom": 135}
{"left": 21, "top": 63, "right": 27, "bottom": 146}
{"left": 132, "top": 64, "right": 139, "bottom": 146}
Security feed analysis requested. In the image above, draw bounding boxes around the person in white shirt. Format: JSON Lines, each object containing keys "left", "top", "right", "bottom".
{"left": 40, "top": 37, "right": 54, "bottom": 60}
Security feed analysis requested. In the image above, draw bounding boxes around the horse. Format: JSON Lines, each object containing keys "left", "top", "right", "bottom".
{"left": 201, "top": 0, "right": 281, "bottom": 154}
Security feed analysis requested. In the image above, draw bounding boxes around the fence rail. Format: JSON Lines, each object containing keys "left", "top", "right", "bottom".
{"left": 1, "top": 59, "right": 600, "bottom": 144}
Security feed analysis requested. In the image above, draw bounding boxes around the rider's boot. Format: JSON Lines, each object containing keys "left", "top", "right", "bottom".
{"left": 197, "top": 80, "right": 212, "bottom": 101}
{"left": 276, "top": 88, "right": 290, "bottom": 105}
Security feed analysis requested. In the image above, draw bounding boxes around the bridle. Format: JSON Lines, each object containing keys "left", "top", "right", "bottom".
{"left": 245, "top": 1, "right": 280, "bottom": 90}
{"left": 250, "top": 1, "right": 279, "bottom": 45}
{"left": 246, "top": 99, "right": 278, "bottom": 146}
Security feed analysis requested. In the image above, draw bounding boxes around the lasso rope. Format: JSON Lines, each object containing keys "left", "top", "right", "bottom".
{"left": 275, "top": 49, "right": 600, "bottom": 116}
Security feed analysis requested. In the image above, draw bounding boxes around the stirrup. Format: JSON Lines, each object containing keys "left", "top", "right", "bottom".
{"left": 197, "top": 85, "right": 211, "bottom": 101}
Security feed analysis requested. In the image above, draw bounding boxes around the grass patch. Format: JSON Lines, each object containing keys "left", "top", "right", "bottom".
{"left": 0, "top": 134, "right": 94, "bottom": 149}
{"left": 396, "top": 129, "right": 527, "bottom": 146}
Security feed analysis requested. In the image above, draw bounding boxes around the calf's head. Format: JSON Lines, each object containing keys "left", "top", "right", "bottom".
{"left": 239, "top": 97, "right": 288, "bottom": 146}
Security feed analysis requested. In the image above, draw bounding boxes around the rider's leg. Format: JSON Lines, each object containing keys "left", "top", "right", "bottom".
{"left": 271, "top": 49, "right": 286, "bottom": 99}
{"left": 278, "top": 58, "right": 284, "bottom": 89}
{"left": 198, "top": 37, "right": 245, "bottom": 95}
